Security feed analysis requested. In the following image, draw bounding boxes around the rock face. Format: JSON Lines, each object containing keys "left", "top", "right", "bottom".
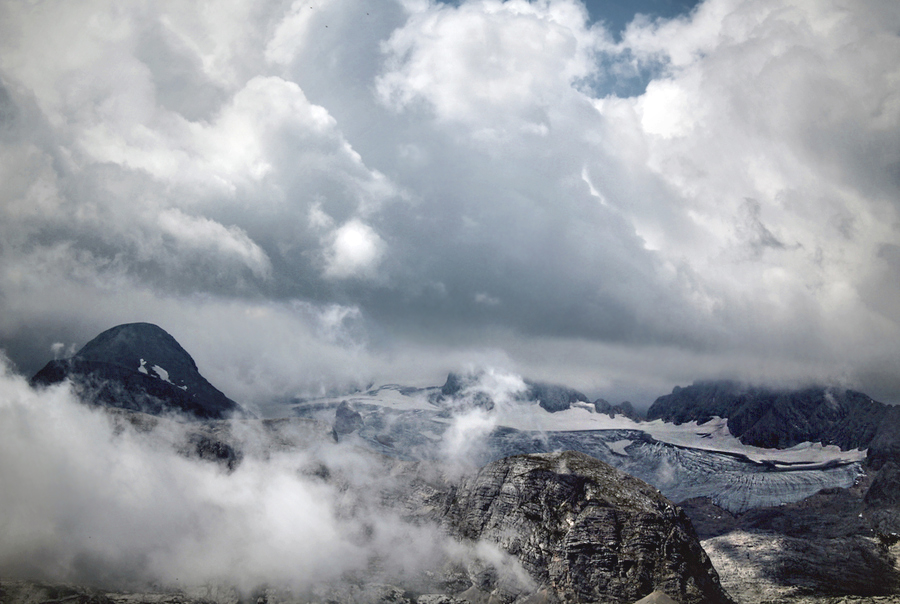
{"left": 869, "top": 406, "right": 900, "bottom": 469}
{"left": 647, "top": 381, "right": 886, "bottom": 450}
{"left": 702, "top": 531, "right": 900, "bottom": 602}
{"left": 524, "top": 380, "right": 591, "bottom": 412}
{"left": 436, "top": 451, "right": 733, "bottom": 604}
{"left": 333, "top": 400, "right": 364, "bottom": 441}
{"left": 680, "top": 477, "right": 900, "bottom": 604}
{"left": 31, "top": 323, "right": 246, "bottom": 420}
{"left": 594, "top": 398, "right": 642, "bottom": 421}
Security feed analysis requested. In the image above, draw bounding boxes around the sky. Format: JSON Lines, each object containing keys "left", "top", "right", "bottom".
{"left": 0, "top": 0, "right": 899, "bottom": 409}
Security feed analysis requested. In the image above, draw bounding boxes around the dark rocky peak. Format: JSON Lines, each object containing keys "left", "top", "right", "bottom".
{"left": 437, "top": 451, "right": 733, "bottom": 604}
{"left": 594, "top": 398, "right": 643, "bottom": 421}
{"left": 647, "top": 380, "right": 887, "bottom": 451}
{"left": 439, "top": 371, "right": 470, "bottom": 397}
{"left": 525, "top": 380, "right": 589, "bottom": 412}
{"left": 31, "top": 323, "right": 247, "bottom": 420}
{"left": 647, "top": 380, "right": 747, "bottom": 425}
{"left": 73, "top": 322, "right": 198, "bottom": 383}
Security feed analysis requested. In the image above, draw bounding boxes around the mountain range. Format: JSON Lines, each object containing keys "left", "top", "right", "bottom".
{"left": 10, "top": 322, "right": 900, "bottom": 604}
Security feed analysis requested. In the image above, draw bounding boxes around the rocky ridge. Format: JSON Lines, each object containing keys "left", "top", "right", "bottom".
{"left": 646, "top": 381, "right": 886, "bottom": 452}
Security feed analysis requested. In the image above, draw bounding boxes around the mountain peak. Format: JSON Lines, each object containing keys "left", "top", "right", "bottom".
{"left": 32, "top": 323, "right": 247, "bottom": 420}
{"left": 73, "top": 322, "right": 199, "bottom": 379}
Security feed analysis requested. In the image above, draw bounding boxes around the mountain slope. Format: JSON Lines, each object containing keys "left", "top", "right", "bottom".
{"left": 646, "top": 381, "right": 886, "bottom": 451}
{"left": 31, "top": 322, "right": 246, "bottom": 420}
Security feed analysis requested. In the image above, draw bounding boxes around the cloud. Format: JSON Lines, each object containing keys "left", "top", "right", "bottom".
{"left": 440, "top": 369, "right": 530, "bottom": 469}
{"left": 594, "top": 0, "right": 900, "bottom": 367}
{"left": 377, "top": 0, "right": 603, "bottom": 132}
{"left": 0, "top": 0, "right": 898, "bottom": 405}
{"left": 157, "top": 208, "right": 272, "bottom": 279}
{"left": 323, "top": 220, "right": 386, "bottom": 280}
{"left": 0, "top": 355, "right": 504, "bottom": 593}
{"left": 0, "top": 360, "right": 348, "bottom": 590}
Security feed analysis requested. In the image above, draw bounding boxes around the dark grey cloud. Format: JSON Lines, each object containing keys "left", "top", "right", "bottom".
{"left": 0, "top": 0, "right": 898, "bottom": 406}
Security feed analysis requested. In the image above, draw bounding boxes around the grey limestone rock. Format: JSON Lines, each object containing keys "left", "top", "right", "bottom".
{"left": 434, "top": 451, "right": 733, "bottom": 604}
{"left": 869, "top": 406, "right": 900, "bottom": 470}
{"left": 702, "top": 530, "right": 900, "bottom": 603}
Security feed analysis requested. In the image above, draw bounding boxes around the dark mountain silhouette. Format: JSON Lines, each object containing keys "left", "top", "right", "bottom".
{"left": 31, "top": 322, "right": 247, "bottom": 420}
{"left": 646, "top": 380, "right": 887, "bottom": 451}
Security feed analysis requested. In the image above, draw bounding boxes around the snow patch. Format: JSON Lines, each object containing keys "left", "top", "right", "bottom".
{"left": 639, "top": 417, "right": 867, "bottom": 465}
{"left": 293, "top": 385, "right": 438, "bottom": 413}
{"left": 151, "top": 365, "right": 170, "bottom": 382}
{"left": 606, "top": 439, "right": 632, "bottom": 456}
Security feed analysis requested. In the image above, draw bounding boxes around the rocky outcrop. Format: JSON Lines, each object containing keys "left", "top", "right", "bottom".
{"left": 525, "top": 381, "right": 591, "bottom": 412}
{"left": 594, "top": 399, "right": 642, "bottom": 421}
{"left": 333, "top": 400, "right": 364, "bottom": 441}
{"left": 647, "top": 381, "right": 886, "bottom": 451}
{"left": 0, "top": 580, "right": 113, "bottom": 604}
{"left": 436, "top": 372, "right": 498, "bottom": 410}
{"left": 680, "top": 476, "right": 900, "bottom": 603}
{"left": 680, "top": 484, "right": 871, "bottom": 542}
{"left": 31, "top": 323, "right": 247, "bottom": 420}
{"left": 702, "top": 531, "right": 900, "bottom": 602}
{"left": 864, "top": 461, "right": 900, "bottom": 535}
{"left": 634, "top": 593, "right": 680, "bottom": 604}
{"left": 434, "top": 451, "right": 733, "bottom": 604}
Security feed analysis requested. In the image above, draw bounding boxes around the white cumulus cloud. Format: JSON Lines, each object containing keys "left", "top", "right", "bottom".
{"left": 323, "top": 220, "right": 386, "bottom": 280}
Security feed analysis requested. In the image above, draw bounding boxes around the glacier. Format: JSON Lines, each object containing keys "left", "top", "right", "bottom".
{"left": 291, "top": 385, "right": 865, "bottom": 514}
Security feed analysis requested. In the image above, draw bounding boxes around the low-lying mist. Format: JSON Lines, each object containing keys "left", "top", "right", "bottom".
{"left": 0, "top": 358, "right": 533, "bottom": 598}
